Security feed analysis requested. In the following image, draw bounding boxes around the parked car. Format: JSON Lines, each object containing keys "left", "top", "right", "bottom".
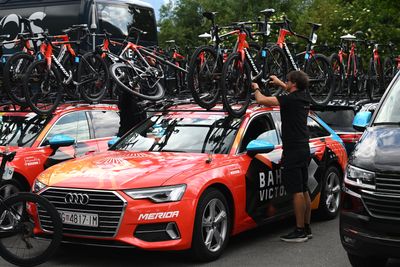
{"left": 313, "top": 100, "right": 379, "bottom": 155}
{"left": 0, "top": 103, "right": 120, "bottom": 198}
{"left": 340, "top": 71, "right": 400, "bottom": 267}
{"left": 33, "top": 103, "right": 347, "bottom": 261}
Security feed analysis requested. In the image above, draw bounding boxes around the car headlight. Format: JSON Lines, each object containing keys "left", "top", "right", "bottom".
{"left": 124, "top": 184, "right": 186, "bottom": 203}
{"left": 33, "top": 179, "right": 47, "bottom": 193}
{"left": 345, "top": 165, "right": 375, "bottom": 188}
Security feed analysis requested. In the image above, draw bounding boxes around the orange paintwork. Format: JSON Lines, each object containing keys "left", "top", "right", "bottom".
{"left": 35, "top": 104, "right": 348, "bottom": 251}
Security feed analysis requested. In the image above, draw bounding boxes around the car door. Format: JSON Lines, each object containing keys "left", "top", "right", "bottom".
{"left": 240, "top": 113, "right": 291, "bottom": 224}
{"left": 41, "top": 111, "right": 98, "bottom": 169}
{"left": 89, "top": 110, "right": 120, "bottom": 152}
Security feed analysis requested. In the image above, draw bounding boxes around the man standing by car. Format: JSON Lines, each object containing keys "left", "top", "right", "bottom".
{"left": 252, "top": 71, "right": 311, "bottom": 242}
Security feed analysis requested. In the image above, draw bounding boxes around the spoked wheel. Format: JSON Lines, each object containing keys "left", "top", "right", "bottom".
{"left": 188, "top": 46, "right": 221, "bottom": 109}
{"left": 23, "top": 60, "right": 63, "bottom": 115}
{"left": 264, "top": 45, "right": 288, "bottom": 96}
{"left": 383, "top": 57, "right": 395, "bottom": 88}
{"left": 77, "top": 52, "right": 109, "bottom": 103}
{"left": 221, "top": 52, "right": 251, "bottom": 118}
{"left": 3, "top": 52, "right": 34, "bottom": 106}
{"left": 109, "top": 62, "right": 165, "bottom": 101}
{"left": 305, "top": 54, "right": 334, "bottom": 106}
{"left": 329, "top": 53, "right": 345, "bottom": 96}
{"left": 0, "top": 192, "right": 62, "bottom": 267}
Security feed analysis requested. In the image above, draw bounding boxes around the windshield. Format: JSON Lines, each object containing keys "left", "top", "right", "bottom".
{"left": 114, "top": 114, "right": 241, "bottom": 154}
{"left": 374, "top": 77, "right": 400, "bottom": 124}
{"left": 0, "top": 113, "right": 48, "bottom": 147}
{"left": 97, "top": 3, "right": 157, "bottom": 46}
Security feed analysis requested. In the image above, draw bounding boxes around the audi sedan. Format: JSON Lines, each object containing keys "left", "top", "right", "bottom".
{"left": 33, "top": 104, "right": 347, "bottom": 261}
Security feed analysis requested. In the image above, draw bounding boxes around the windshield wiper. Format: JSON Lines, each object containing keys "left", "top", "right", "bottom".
{"left": 373, "top": 122, "right": 400, "bottom": 126}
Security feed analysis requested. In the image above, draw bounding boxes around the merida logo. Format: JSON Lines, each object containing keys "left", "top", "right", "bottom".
{"left": 138, "top": 211, "right": 179, "bottom": 221}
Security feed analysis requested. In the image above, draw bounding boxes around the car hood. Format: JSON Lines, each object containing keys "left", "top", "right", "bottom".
{"left": 350, "top": 126, "right": 400, "bottom": 172}
{"left": 39, "top": 151, "right": 214, "bottom": 190}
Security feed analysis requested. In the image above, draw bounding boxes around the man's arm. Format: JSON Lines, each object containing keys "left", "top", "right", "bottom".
{"left": 254, "top": 90, "right": 280, "bottom": 106}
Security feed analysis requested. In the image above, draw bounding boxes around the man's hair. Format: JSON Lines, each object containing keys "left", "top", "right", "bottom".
{"left": 287, "top": 70, "right": 309, "bottom": 91}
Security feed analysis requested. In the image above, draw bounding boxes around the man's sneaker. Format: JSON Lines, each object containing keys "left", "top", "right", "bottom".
{"left": 280, "top": 228, "right": 308, "bottom": 243}
{"left": 305, "top": 225, "right": 312, "bottom": 239}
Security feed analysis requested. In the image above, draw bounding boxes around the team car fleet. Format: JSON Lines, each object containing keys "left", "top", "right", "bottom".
{"left": 32, "top": 104, "right": 347, "bottom": 260}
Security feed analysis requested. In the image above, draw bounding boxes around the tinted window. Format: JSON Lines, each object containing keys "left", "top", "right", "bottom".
{"left": 91, "top": 111, "right": 120, "bottom": 138}
{"left": 97, "top": 3, "right": 157, "bottom": 45}
{"left": 44, "top": 112, "right": 89, "bottom": 144}
{"left": 308, "top": 117, "right": 330, "bottom": 138}
{"left": 0, "top": 113, "right": 48, "bottom": 147}
{"left": 315, "top": 110, "right": 355, "bottom": 131}
{"left": 240, "top": 114, "right": 279, "bottom": 152}
{"left": 114, "top": 115, "right": 241, "bottom": 154}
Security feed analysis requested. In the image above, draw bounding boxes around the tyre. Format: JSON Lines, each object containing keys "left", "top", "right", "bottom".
{"left": 367, "top": 58, "right": 384, "bottom": 100}
{"left": 329, "top": 53, "right": 344, "bottom": 95}
{"left": 317, "top": 165, "right": 342, "bottom": 220}
{"left": 3, "top": 52, "right": 34, "bottom": 106}
{"left": 191, "top": 188, "right": 231, "bottom": 262}
{"left": 305, "top": 54, "right": 334, "bottom": 106}
{"left": 0, "top": 179, "right": 23, "bottom": 199}
{"left": 220, "top": 52, "right": 251, "bottom": 118}
{"left": 264, "top": 45, "right": 288, "bottom": 96}
{"left": 347, "top": 253, "right": 387, "bottom": 267}
{"left": 383, "top": 57, "right": 395, "bottom": 88}
{"left": 109, "top": 62, "right": 164, "bottom": 101}
{"left": 0, "top": 192, "right": 62, "bottom": 267}
{"left": 187, "top": 46, "right": 221, "bottom": 109}
{"left": 23, "top": 60, "right": 63, "bottom": 115}
{"left": 77, "top": 52, "right": 109, "bottom": 103}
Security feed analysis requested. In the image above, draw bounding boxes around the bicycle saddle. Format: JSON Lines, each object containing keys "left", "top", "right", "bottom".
{"left": 260, "top": 8, "right": 275, "bottom": 16}
{"left": 72, "top": 24, "right": 88, "bottom": 29}
{"left": 340, "top": 34, "right": 356, "bottom": 40}
{"left": 0, "top": 34, "right": 10, "bottom": 40}
{"left": 307, "top": 22, "right": 321, "bottom": 30}
{"left": 198, "top": 32, "right": 211, "bottom": 38}
{"left": 165, "top": 40, "right": 176, "bottom": 44}
{"left": 203, "top": 12, "right": 217, "bottom": 21}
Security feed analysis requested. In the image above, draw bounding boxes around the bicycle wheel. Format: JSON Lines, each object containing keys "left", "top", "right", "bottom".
{"left": 109, "top": 62, "right": 164, "bottom": 101}
{"left": 367, "top": 58, "right": 384, "bottom": 100}
{"left": 383, "top": 57, "right": 395, "bottom": 88}
{"left": 221, "top": 52, "right": 251, "bottom": 118}
{"left": 3, "top": 52, "right": 34, "bottom": 106}
{"left": 0, "top": 192, "right": 62, "bottom": 267}
{"left": 23, "top": 60, "right": 63, "bottom": 115}
{"left": 77, "top": 52, "right": 109, "bottom": 103}
{"left": 304, "top": 54, "right": 334, "bottom": 106}
{"left": 329, "top": 53, "right": 344, "bottom": 95}
{"left": 264, "top": 45, "right": 288, "bottom": 96}
{"left": 188, "top": 46, "right": 221, "bottom": 109}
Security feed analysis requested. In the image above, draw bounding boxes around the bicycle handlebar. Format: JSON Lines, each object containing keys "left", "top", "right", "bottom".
{"left": 0, "top": 151, "right": 16, "bottom": 163}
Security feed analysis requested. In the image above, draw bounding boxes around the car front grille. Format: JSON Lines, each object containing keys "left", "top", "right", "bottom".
{"left": 362, "top": 190, "right": 400, "bottom": 220}
{"left": 38, "top": 188, "right": 126, "bottom": 238}
{"left": 375, "top": 173, "right": 400, "bottom": 194}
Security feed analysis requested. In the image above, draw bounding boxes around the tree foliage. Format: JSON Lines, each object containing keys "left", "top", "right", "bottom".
{"left": 158, "top": 0, "right": 400, "bottom": 56}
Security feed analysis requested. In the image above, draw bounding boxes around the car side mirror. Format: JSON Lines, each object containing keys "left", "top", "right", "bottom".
{"left": 246, "top": 140, "right": 275, "bottom": 157}
{"left": 48, "top": 134, "right": 75, "bottom": 150}
{"left": 353, "top": 111, "right": 372, "bottom": 131}
{"left": 108, "top": 136, "right": 120, "bottom": 148}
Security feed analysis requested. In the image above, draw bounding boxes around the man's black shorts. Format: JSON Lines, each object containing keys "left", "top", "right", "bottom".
{"left": 282, "top": 147, "right": 310, "bottom": 194}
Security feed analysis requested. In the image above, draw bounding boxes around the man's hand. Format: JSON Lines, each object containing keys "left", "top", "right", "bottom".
{"left": 269, "top": 75, "right": 286, "bottom": 90}
{"left": 251, "top": 82, "right": 260, "bottom": 92}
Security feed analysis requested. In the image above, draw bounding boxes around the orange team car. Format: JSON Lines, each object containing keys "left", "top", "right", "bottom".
{"left": 0, "top": 103, "right": 120, "bottom": 198}
{"left": 33, "top": 104, "right": 347, "bottom": 261}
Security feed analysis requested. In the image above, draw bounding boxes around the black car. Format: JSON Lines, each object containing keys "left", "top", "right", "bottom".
{"left": 340, "top": 71, "right": 400, "bottom": 267}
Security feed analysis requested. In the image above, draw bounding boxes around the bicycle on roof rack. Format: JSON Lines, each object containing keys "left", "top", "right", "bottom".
{"left": 0, "top": 150, "right": 62, "bottom": 267}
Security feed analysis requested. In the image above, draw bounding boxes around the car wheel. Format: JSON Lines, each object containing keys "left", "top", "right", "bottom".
{"left": 347, "top": 253, "right": 387, "bottom": 267}
{"left": 0, "top": 179, "right": 23, "bottom": 199}
{"left": 190, "top": 188, "right": 231, "bottom": 262}
{"left": 318, "top": 166, "right": 341, "bottom": 220}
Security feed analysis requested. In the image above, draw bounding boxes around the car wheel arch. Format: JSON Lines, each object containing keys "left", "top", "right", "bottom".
{"left": 11, "top": 172, "right": 31, "bottom": 192}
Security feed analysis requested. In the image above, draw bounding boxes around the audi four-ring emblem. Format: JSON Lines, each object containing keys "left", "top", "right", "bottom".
{"left": 64, "top": 193, "right": 90, "bottom": 205}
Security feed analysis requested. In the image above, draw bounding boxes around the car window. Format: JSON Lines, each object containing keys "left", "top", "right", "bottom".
{"left": 44, "top": 112, "right": 89, "bottom": 144}
{"left": 239, "top": 114, "right": 279, "bottom": 153}
{"left": 90, "top": 111, "right": 120, "bottom": 138}
{"left": 308, "top": 117, "right": 330, "bottom": 139}
{"left": 315, "top": 110, "right": 355, "bottom": 130}
{"left": 114, "top": 115, "right": 241, "bottom": 154}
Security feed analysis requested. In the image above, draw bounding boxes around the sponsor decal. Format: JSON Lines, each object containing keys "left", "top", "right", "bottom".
{"left": 258, "top": 169, "right": 286, "bottom": 201}
{"left": 24, "top": 156, "right": 40, "bottom": 166}
{"left": 138, "top": 211, "right": 179, "bottom": 221}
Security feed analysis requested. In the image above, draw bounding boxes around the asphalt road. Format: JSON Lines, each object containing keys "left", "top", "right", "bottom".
{"left": 0, "top": 216, "right": 399, "bottom": 267}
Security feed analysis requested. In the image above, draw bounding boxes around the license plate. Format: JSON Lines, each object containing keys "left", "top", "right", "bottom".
{"left": 59, "top": 210, "right": 98, "bottom": 227}
{"left": 3, "top": 166, "right": 14, "bottom": 180}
